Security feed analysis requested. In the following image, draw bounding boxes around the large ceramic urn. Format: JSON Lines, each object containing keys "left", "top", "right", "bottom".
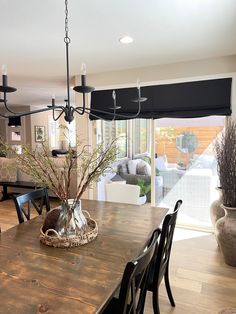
{"left": 210, "top": 188, "right": 225, "bottom": 232}
{"left": 215, "top": 205, "right": 236, "bottom": 267}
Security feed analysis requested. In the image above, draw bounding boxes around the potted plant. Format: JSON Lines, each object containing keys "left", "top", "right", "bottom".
{"left": 1, "top": 136, "right": 118, "bottom": 248}
{"left": 137, "top": 178, "right": 151, "bottom": 205}
{"left": 214, "top": 118, "right": 236, "bottom": 266}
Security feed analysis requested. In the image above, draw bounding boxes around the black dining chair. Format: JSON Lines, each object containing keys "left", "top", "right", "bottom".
{"left": 101, "top": 228, "right": 160, "bottom": 314}
{"left": 146, "top": 199, "right": 182, "bottom": 314}
{"left": 13, "top": 188, "right": 50, "bottom": 224}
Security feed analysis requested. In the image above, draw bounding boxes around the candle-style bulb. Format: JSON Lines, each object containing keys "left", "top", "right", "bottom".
{"left": 52, "top": 94, "right": 55, "bottom": 106}
{"left": 112, "top": 90, "right": 116, "bottom": 100}
{"left": 136, "top": 79, "right": 140, "bottom": 90}
{"left": 2, "top": 64, "right": 7, "bottom": 75}
{"left": 81, "top": 63, "right": 87, "bottom": 75}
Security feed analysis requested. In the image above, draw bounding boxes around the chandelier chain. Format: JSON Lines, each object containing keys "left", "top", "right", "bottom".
{"left": 64, "top": 0, "right": 70, "bottom": 44}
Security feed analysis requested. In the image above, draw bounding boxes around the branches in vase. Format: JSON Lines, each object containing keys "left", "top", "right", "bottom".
{"left": 0, "top": 137, "right": 119, "bottom": 209}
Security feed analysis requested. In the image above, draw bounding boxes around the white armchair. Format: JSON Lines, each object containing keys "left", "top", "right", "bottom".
{"left": 105, "top": 183, "right": 140, "bottom": 205}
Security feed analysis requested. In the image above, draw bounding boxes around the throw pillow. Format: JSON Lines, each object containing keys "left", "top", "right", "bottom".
{"left": 118, "top": 162, "right": 128, "bottom": 175}
{"left": 155, "top": 155, "right": 168, "bottom": 171}
{"left": 136, "top": 160, "right": 151, "bottom": 176}
{"left": 128, "top": 159, "right": 141, "bottom": 175}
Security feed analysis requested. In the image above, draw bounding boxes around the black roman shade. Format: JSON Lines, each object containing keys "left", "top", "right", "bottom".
{"left": 90, "top": 78, "right": 232, "bottom": 120}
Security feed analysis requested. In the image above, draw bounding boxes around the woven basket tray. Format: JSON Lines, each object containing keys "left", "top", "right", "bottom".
{"left": 40, "top": 210, "right": 98, "bottom": 248}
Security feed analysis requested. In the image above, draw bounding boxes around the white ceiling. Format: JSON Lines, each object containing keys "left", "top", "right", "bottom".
{"left": 0, "top": 0, "right": 236, "bottom": 107}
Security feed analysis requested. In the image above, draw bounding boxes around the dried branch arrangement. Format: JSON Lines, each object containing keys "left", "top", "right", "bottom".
{"left": 215, "top": 118, "right": 236, "bottom": 207}
{"left": 0, "top": 137, "right": 118, "bottom": 210}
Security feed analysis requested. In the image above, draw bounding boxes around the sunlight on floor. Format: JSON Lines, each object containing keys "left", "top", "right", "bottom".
{"left": 173, "top": 227, "right": 211, "bottom": 242}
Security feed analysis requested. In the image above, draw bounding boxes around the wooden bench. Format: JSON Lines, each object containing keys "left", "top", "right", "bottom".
{"left": 0, "top": 181, "right": 38, "bottom": 201}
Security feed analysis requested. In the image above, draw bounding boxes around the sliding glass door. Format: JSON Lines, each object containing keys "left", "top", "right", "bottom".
{"left": 155, "top": 116, "right": 225, "bottom": 229}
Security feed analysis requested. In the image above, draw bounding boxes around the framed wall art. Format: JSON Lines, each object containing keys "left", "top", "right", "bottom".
{"left": 35, "top": 125, "right": 46, "bottom": 142}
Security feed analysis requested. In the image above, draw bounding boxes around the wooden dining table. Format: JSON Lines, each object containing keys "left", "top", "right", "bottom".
{"left": 0, "top": 199, "right": 168, "bottom": 314}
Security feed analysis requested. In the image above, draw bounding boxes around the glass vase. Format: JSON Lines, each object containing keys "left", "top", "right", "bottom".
{"left": 56, "top": 199, "right": 88, "bottom": 237}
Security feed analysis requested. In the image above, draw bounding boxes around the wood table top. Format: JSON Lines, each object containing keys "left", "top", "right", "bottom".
{"left": 0, "top": 199, "right": 168, "bottom": 314}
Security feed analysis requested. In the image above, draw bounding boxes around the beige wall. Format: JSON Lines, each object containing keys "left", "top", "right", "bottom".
{"left": 29, "top": 107, "right": 52, "bottom": 150}
{"left": 0, "top": 106, "right": 57, "bottom": 149}
{"left": 87, "top": 55, "right": 236, "bottom": 87}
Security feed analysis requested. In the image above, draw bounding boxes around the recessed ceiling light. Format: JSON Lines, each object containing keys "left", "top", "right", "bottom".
{"left": 119, "top": 36, "right": 134, "bottom": 44}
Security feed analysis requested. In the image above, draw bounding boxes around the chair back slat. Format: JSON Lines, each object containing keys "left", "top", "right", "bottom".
{"left": 13, "top": 188, "right": 50, "bottom": 224}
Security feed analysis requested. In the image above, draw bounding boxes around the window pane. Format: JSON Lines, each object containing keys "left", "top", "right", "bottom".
{"left": 67, "top": 120, "right": 76, "bottom": 147}
{"left": 134, "top": 119, "right": 147, "bottom": 155}
{"left": 103, "top": 121, "right": 115, "bottom": 147}
{"left": 101, "top": 120, "right": 128, "bottom": 159}
{"left": 48, "top": 118, "right": 59, "bottom": 149}
{"left": 116, "top": 120, "right": 128, "bottom": 159}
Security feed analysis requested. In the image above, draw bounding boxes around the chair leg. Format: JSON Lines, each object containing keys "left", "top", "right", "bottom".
{"left": 139, "top": 290, "right": 147, "bottom": 314}
{"left": 164, "top": 264, "right": 175, "bottom": 307}
{"left": 152, "top": 287, "right": 160, "bottom": 314}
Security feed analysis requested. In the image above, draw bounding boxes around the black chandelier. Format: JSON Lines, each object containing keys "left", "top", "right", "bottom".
{"left": 0, "top": 0, "right": 147, "bottom": 125}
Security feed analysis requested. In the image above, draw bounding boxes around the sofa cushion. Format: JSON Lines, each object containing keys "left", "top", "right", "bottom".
{"left": 0, "top": 157, "right": 17, "bottom": 182}
{"left": 17, "top": 170, "right": 33, "bottom": 182}
{"left": 118, "top": 161, "right": 129, "bottom": 175}
{"left": 136, "top": 160, "right": 151, "bottom": 176}
{"left": 128, "top": 159, "right": 141, "bottom": 175}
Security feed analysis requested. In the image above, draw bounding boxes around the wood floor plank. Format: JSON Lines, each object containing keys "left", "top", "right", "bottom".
{"left": 177, "top": 268, "right": 236, "bottom": 290}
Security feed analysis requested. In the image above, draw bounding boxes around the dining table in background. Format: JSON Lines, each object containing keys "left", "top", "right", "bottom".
{"left": 0, "top": 199, "right": 168, "bottom": 314}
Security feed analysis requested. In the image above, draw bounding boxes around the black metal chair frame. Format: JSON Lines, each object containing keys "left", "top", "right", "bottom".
{"left": 13, "top": 188, "right": 50, "bottom": 224}
{"left": 147, "top": 199, "right": 182, "bottom": 314}
{"left": 102, "top": 229, "right": 160, "bottom": 314}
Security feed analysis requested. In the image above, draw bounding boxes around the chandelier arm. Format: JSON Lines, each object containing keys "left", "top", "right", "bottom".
{"left": 53, "top": 109, "right": 64, "bottom": 121}
{"left": 83, "top": 108, "right": 116, "bottom": 121}
{"left": 48, "top": 105, "right": 66, "bottom": 110}
{"left": 81, "top": 93, "right": 86, "bottom": 115}
{"left": 3, "top": 98, "right": 67, "bottom": 117}
{"left": 6, "top": 106, "right": 57, "bottom": 118}
{"left": 73, "top": 106, "right": 115, "bottom": 121}
{"left": 75, "top": 102, "right": 141, "bottom": 119}
{"left": 73, "top": 107, "right": 85, "bottom": 116}
{"left": 3, "top": 99, "right": 26, "bottom": 115}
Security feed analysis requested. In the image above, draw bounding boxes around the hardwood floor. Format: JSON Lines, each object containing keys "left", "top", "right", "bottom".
{"left": 145, "top": 229, "right": 236, "bottom": 314}
{"left": 0, "top": 198, "right": 60, "bottom": 232}
{"left": 1, "top": 199, "right": 236, "bottom": 314}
